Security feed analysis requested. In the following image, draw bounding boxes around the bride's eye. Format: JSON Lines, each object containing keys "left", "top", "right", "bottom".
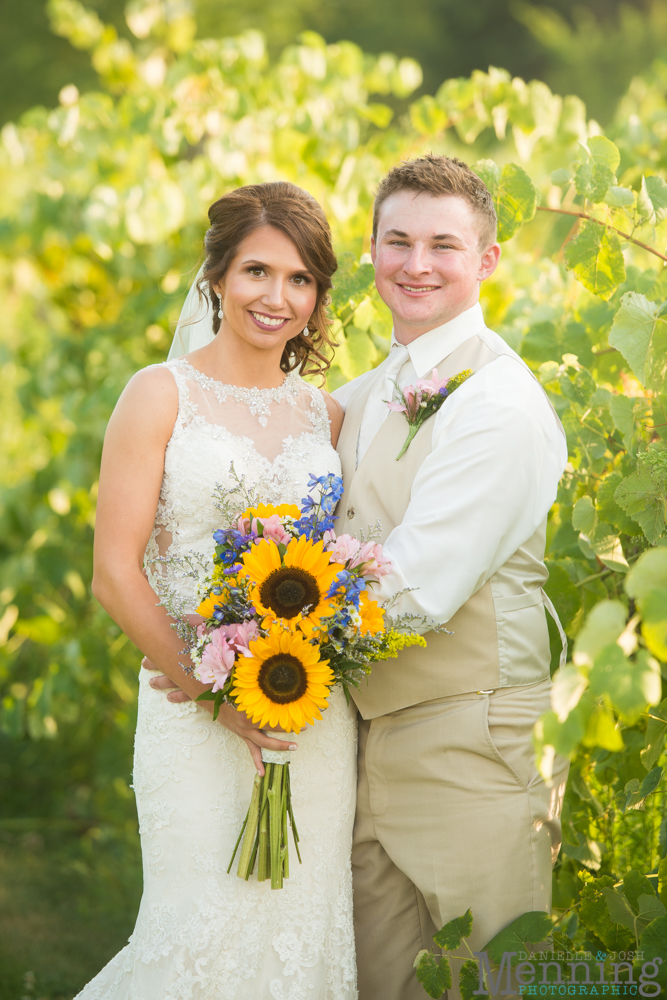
{"left": 291, "top": 274, "right": 312, "bottom": 286}
{"left": 247, "top": 266, "right": 265, "bottom": 277}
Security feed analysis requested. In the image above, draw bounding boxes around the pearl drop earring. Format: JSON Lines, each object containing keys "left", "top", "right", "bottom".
{"left": 302, "top": 326, "right": 309, "bottom": 336}
{"left": 218, "top": 305, "right": 223, "bottom": 319}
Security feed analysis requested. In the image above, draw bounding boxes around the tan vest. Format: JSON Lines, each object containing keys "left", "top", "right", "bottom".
{"left": 337, "top": 333, "right": 564, "bottom": 720}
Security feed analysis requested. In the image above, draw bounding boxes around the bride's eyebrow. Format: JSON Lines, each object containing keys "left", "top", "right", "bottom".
{"left": 241, "top": 257, "right": 312, "bottom": 276}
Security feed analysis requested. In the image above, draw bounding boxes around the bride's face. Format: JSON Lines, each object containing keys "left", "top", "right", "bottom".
{"left": 213, "top": 225, "right": 318, "bottom": 354}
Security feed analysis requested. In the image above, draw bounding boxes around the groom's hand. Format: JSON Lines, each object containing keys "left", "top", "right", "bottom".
{"left": 142, "top": 657, "right": 193, "bottom": 702}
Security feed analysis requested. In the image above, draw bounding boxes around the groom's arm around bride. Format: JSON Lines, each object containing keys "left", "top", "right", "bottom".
{"left": 332, "top": 155, "right": 570, "bottom": 1000}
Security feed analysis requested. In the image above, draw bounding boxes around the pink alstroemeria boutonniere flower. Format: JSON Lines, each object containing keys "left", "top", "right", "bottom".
{"left": 387, "top": 367, "right": 473, "bottom": 460}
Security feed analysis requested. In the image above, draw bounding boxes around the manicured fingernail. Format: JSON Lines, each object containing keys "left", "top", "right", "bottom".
{"left": 289, "top": 744, "right": 298, "bottom": 750}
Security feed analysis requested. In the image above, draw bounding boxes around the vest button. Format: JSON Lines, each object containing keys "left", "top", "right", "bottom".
{"left": 346, "top": 507, "right": 355, "bottom": 519}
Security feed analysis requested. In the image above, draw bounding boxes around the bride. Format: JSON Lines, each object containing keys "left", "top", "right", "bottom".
{"left": 82, "top": 182, "right": 358, "bottom": 1000}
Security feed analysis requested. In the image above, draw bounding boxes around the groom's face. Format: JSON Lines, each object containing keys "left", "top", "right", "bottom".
{"left": 371, "top": 190, "right": 500, "bottom": 343}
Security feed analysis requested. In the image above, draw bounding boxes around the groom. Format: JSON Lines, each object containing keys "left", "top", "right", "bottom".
{"left": 332, "top": 154, "right": 569, "bottom": 999}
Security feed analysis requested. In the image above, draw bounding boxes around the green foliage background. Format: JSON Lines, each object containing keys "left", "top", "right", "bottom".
{"left": 2, "top": 0, "right": 667, "bottom": 995}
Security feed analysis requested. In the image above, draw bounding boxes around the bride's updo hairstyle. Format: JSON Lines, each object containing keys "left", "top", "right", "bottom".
{"left": 198, "top": 181, "right": 338, "bottom": 380}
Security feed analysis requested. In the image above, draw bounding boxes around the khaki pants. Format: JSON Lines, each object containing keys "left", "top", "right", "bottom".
{"left": 352, "top": 679, "right": 569, "bottom": 1000}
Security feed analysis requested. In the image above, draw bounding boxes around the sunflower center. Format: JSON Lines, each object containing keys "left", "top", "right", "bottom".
{"left": 258, "top": 654, "right": 309, "bottom": 704}
{"left": 259, "top": 567, "right": 320, "bottom": 619}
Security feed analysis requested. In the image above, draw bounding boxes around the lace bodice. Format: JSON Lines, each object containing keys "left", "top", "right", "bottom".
{"left": 144, "top": 358, "right": 341, "bottom": 611}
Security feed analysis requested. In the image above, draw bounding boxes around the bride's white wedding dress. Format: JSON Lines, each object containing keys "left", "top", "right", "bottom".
{"left": 76, "top": 359, "right": 358, "bottom": 1000}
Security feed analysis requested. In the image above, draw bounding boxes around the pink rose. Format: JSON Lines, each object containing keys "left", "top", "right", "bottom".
{"left": 328, "top": 533, "right": 362, "bottom": 566}
{"left": 258, "top": 514, "right": 291, "bottom": 546}
{"left": 196, "top": 630, "right": 236, "bottom": 691}
{"left": 350, "top": 540, "right": 393, "bottom": 578}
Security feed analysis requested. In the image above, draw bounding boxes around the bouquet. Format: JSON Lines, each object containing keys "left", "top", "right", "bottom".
{"left": 156, "top": 470, "right": 443, "bottom": 889}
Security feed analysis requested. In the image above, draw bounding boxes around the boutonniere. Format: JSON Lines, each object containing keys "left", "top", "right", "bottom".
{"left": 387, "top": 368, "right": 473, "bottom": 460}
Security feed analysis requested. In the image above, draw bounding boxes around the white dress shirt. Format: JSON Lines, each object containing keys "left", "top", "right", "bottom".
{"left": 332, "top": 303, "right": 568, "bottom": 624}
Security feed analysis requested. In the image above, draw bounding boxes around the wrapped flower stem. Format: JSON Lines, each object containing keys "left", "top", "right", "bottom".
{"left": 231, "top": 754, "right": 300, "bottom": 889}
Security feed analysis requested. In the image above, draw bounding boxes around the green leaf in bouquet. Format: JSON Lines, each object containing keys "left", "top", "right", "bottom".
{"left": 494, "top": 163, "right": 536, "bottom": 242}
{"left": 483, "top": 911, "right": 552, "bottom": 964}
{"left": 563, "top": 221, "right": 625, "bottom": 300}
{"left": 413, "top": 949, "right": 452, "bottom": 998}
{"left": 544, "top": 562, "right": 581, "bottom": 631}
{"left": 641, "top": 699, "right": 667, "bottom": 771}
{"left": 579, "top": 875, "right": 635, "bottom": 951}
{"left": 572, "top": 599, "right": 626, "bottom": 667}
{"left": 433, "top": 908, "right": 473, "bottom": 950}
{"left": 459, "top": 960, "right": 480, "bottom": 1000}
{"left": 608, "top": 292, "right": 667, "bottom": 386}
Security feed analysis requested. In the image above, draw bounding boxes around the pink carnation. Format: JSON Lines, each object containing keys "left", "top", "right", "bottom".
{"left": 258, "top": 514, "right": 291, "bottom": 546}
{"left": 350, "top": 540, "right": 393, "bottom": 578}
{"left": 328, "top": 533, "right": 362, "bottom": 566}
{"left": 196, "top": 630, "right": 236, "bottom": 691}
{"left": 221, "top": 620, "right": 260, "bottom": 657}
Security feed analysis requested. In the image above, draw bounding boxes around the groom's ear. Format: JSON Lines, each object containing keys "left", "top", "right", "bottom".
{"left": 370, "top": 235, "right": 377, "bottom": 266}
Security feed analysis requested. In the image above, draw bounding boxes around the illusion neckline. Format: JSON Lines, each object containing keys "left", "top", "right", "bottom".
{"left": 176, "top": 358, "right": 302, "bottom": 396}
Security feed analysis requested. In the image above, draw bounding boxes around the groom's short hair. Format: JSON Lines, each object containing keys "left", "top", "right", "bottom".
{"left": 373, "top": 154, "right": 497, "bottom": 249}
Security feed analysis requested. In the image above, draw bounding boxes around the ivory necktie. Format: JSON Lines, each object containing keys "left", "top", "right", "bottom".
{"left": 356, "top": 343, "right": 410, "bottom": 465}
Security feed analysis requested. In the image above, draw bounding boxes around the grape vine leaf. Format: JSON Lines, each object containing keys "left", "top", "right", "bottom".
{"left": 494, "top": 163, "right": 536, "bottom": 242}
{"left": 608, "top": 292, "right": 667, "bottom": 386}
{"left": 640, "top": 913, "right": 667, "bottom": 962}
{"left": 638, "top": 174, "right": 667, "bottom": 225}
{"left": 414, "top": 950, "right": 452, "bottom": 998}
{"left": 578, "top": 875, "right": 635, "bottom": 951}
{"left": 483, "top": 911, "right": 552, "bottom": 964}
{"left": 433, "top": 909, "right": 473, "bottom": 950}
{"left": 572, "top": 496, "right": 596, "bottom": 534}
{"left": 641, "top": 699, "right": 667, "bottom": 771}
{"left": 563, "top": 221, "right": 625, "bottom": 300}
{"left": 544, "top": 562, "right": 581, "bottom": 631}
{"left": 614, "top": 469, "right": 666, "bottom": 544}
{"left": 459, "top": 960, "right": 480, "bottom": 1000}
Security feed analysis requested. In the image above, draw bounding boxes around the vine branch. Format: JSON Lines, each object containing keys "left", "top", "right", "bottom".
{"left": 536, "top": 206, "right": 667, "bottom": 264}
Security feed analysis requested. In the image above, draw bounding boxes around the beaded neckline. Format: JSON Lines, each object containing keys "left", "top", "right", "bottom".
{"left": 172, "top": 358, "right": 304, "bottom": 427}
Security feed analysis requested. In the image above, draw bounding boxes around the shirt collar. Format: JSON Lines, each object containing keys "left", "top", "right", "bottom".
{"left": 389, "top": 302, "right": 485, "bottom": 379}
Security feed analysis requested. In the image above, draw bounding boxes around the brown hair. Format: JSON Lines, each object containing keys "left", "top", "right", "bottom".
{"left": 198, "top": 182, "right": 338, "bottom": 380}
{"left": 373, "top": 154, "right": 497, "bottom": 249}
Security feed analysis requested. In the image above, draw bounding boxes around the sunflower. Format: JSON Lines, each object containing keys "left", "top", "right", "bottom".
{"left": 240, "top": 535, "right": 344, "bottom": 627}
{"left": 231, "top": 625, "right": 334, "bottom": 730}
{"left": 359, "top": 591, "right": 385, "bottom": 635}
{"left": 196, "top": 594, "right": 218, "bottom": 619}
{"left": 240, "top": 503, "right": 300, "bottom": 520}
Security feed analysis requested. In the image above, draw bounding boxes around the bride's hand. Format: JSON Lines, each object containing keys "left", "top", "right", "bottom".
{"left": 215, "top": 703, "right": 298, "bottom": 776}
